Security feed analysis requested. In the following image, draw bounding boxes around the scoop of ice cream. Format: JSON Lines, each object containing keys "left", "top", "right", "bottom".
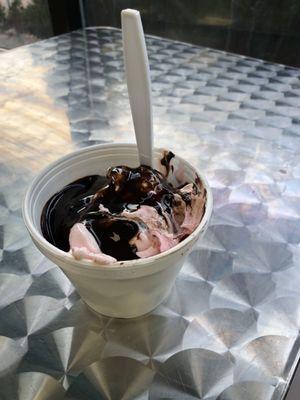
{"left": 68, "top": 166, "right": 205, "bottom": 262}
{"left": 41, "top": 153, "right": 206, "bottom": 265}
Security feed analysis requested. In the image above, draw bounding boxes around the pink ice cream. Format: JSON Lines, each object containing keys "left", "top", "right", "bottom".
{"left": 42, "top": 151, "right": 207, "bottom": 265}
{"left": 69, "top": 177, "right": 206, "bottom": 263}
{"left": 69, "top": 223, "right": 117, "bottom": 264}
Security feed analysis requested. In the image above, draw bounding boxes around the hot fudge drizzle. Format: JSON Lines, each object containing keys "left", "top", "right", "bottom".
{"left": 41, "top": 164, "right": 200, "bottom": 261}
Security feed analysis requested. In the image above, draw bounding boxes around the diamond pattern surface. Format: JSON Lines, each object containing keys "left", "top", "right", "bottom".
{"left": 0, "top": 27, "right": 300, "bottom": 399}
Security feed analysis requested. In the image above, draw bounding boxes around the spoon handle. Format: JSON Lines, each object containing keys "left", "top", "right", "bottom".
{"left": 121, "top": 9, "right": 153, "bottom": 167}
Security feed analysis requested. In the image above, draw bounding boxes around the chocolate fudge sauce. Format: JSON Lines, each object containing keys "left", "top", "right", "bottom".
{"left": 41, "top": 165, "right": 192, "bottom": 261}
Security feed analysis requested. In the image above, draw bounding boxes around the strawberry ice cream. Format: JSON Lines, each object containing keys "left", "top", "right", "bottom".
{"left": 41, "top": 151, "right": 206, "bottom": 265}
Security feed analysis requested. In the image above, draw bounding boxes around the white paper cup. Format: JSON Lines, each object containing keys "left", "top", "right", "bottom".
{"left": 23, "top": 144, "right": 213, "bottom": 318}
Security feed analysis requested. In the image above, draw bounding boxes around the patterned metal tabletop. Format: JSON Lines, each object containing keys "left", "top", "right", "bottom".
{"left": 0, "top": 27, "right": 300, "bottom": 400}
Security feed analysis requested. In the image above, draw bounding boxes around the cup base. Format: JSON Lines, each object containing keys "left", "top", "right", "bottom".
{"left": 82, "top": 289, "right": 172, "bottom": 319}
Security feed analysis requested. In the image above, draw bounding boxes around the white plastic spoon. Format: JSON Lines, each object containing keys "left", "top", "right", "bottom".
{"left": 121, "top": 9, "right": 153, "bottom": 167}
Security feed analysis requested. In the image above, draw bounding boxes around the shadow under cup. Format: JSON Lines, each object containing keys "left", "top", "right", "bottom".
{"left": 23, "top": 144, "right": 213, "bottom": 318}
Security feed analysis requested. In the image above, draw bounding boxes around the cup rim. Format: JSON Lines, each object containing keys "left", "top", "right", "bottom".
{"left": 23, "top": 143, "right": 213, "bottom": 271}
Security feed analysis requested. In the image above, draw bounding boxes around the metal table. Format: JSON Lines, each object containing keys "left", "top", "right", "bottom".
{"left": 0, "top": 27, "right": 300, "bottom": 400}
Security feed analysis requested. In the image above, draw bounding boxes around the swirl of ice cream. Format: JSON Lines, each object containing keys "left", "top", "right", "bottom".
{"left": 41, "top": 153, "right": 206, "bottom": 264}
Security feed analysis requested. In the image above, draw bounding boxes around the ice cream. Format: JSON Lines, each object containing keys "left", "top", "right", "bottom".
{"left": 41, "top": 152, "right": 206, "bottom": 265}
